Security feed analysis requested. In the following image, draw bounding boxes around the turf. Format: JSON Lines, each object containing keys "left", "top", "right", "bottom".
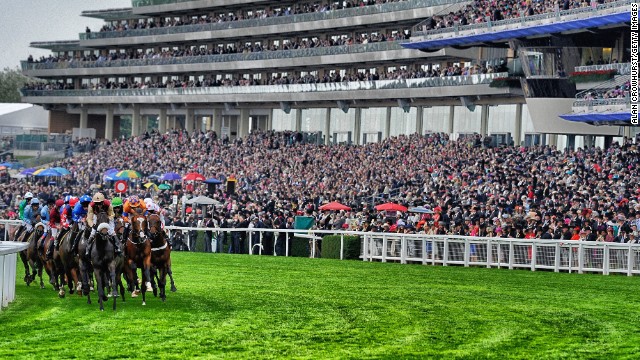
{"left": 1, "top": 252, "right": 639, "bottom": 359}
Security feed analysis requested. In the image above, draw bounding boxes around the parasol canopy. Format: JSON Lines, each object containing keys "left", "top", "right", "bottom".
{"left": 319, "top": 201, "right": 352, "bottom": 211}
{"left": 375, "top": 202, "right": 408, "bottom": 212}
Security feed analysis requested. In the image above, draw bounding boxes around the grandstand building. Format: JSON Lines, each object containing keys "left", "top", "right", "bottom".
{"left": 20, "top": 0, "right": 635, "bottom": 148}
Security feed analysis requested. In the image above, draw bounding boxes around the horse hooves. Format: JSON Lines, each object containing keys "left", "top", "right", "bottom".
{"left": 40, "top": 284, "right": 45, "bottom": 289}
{"left": 142, "top": 301, "right": 146, "bottom": 306}
{"left": 131, "top": 291, "right": 138, "bottom": 298}
{"left": 170, "top": 286, "right": 177, "bottom": 292}
{"left": 58, "top": 292, "right": 65, "bottom": 298}
{"left": 90, "top": 286, "right": 94, "bottom": 291}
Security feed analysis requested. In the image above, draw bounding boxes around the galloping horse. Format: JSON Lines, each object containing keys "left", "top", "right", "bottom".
{"left": 14, "top": 225, "right": 36, "bottom": 285}
{"left": 24, "top": 223, "right": 46, "bottom": 289}
{"left": 147, "top": 213, "right": 176, "bottom": 301}
{"left": 58, "top": 222, "right": 83, "bottom": 297}
{"left": 37, "top": 229, "right": 62, "bottom": 291}
{"left": 125, "top": 211, "right": 152, "bottom": 305}
{"left": 87, "top": 212, "right": 124, "bottom": 311}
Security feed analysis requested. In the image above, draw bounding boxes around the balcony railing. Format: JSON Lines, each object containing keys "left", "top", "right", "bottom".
{"left": 22, "top": 41, "right": 406, "bottom": 71}
{"left": 82, "top": 0, "right": 465, "bottom": 40}
{"left": 412, "top": 0, "right": 631, "bottom": 37}
{"left": 572, "top": 97, "right": 630, "bottom": 108}
{"left": 574, "top": 62, "right": 631, "bottom": 75}
{"left": 132, "top": 0, "right": 197, "bottom": 7}
{"left": 20, "top": 72, "right": 507, "bottom": 98}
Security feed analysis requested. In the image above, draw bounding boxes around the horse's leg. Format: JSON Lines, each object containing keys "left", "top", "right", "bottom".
{"left": 167, "top": 259, "right": 177, "bottom": 292}
{"left": 20, "top": 251, "right": 31, "bottom": 285}
{"left": 160, "top": 266, "right": 168, "bottom": 302}
{"left": 95, "top": 268, "right": 104, "bottom": 311}
{"left": 109, "top": 264, "right": 118, "bottom": 311}
{"left": 151, "top": 267, "right": 158, "bottom": 297}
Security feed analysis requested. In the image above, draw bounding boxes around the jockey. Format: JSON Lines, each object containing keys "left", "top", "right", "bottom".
{"left": 145, "top": 199, "right": 165, "bottom": 228}
{"left": 123, "top": 195, "right": 147, "bottom": 216}
{"left": 22, "top": 198, "right": 43, "bottom": 242}
{"left": 72, "top": 195, "right": 91, "bottom": 224}
{"left": 14, "top": 191, "right": 34, "bottom": 241}
{"left": 38, "top": 198, "right": 55, "bottom": 255}
{"left": 54, "top": 195, "right": 76, "bottom": 249}
{"left": 85, "top": 192, "right": 121, "bottom": 256}
{"left": 18, "top": 191, "right": 34, "bottom": 221}
{"left": 46, "top": 199, "right": 64, "bottom": 259}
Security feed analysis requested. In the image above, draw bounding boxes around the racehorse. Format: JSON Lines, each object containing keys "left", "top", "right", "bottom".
{"left": 14, "top": 225, "right": 36, "bottom": 285}
{"left": 125, "top": 212, "right": 152, "bottom": 305}
{"left": 86, "top": 212, "right": 124, "bottom": 311}
{"left": 58, "top": 222, "right": 83, "bottom": 297}
{"left": 147, "top": 213, "right": 176, "bottom": 301}
{"left": 37, "top": 230, "right": 62, "bottom": 291}
{"left": 24, "top": 223, "right": 46, "bottom": 289}
{"left": 114, "top": 216, "right": 135, "bottom": 293}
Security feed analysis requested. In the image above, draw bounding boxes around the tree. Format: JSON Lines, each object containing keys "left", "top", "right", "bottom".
{"left": 0, "top": 67, "right": 30, "bottom": 103}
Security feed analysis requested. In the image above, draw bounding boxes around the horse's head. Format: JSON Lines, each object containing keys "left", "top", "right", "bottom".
{"left": 34, "top": 222, "right": 45, "bottom": 237}
{"left": 96, "top": 223, "right": 110, "bottom": 242}
{"left": 147, "top": 214, "right": 162, "bottom": 237}
{"left": 130, "top": 214, "right": 148, "bottom": 235}
{"left": 114, "top": 217, "right": 126, "bottom": 235}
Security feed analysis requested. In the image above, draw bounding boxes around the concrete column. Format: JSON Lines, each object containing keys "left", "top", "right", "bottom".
{"left": 213, "top": 109, "right": 222, "bottom": 136}
{"left": 514, "top": 103, "right": 523, "bottom": 147}
{"left": 583, "top": 135, "right": 595, "bottom": 149}
{"left": 623, "top": 126, "right": 632, "bottom": 139}
{"left": 480, "top": 105, "right": 489, "bottom": 136}
{"left": 354, "top": 107, "right": 362, "bottom": 145}
{"left": 79, "top": 108, "right": 88, "bottom": 129}
{"left": 324, "top": 107, "right": 331, "bottom": 145}
{"left": 158, "top": 108, "right": 167, "bottom": 134}
{"left": 239, "top": 108, "right": 250, "bottom": 138}
{"left": 105, "top": 107, "right": 114, "bottom": 140}
{"left": 295, "top": 108, "right": 302, "bottom": 132}
{"left": 415, "top": 106, "right": 424, "bottom": 135}
{"left": 448, "top": 105, "right": 455, "bottom": 135}
{"left": 548, "top": 134, "right": 558, "bottom": 147}
{"left": 384, "top": 107, "right": 392, "bottom": 139}
{"left": 185, "top": 109, "right": 194, "bottom": 133}
{"left": 140, "top": 116, "right": 148, "bottom": 134}
{"left": 170, "top": 116, "right": 177, "bottom": 130}
{"left": 131, "top": 105, "right": 140, "bottom": 137}
{"left": 266, "top": 110, "right": 273, "bottom": 131}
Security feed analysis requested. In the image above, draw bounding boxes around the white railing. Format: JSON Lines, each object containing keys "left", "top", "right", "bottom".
{"left": 0, "top": 241, "right": 29, "bottom": 311}
{"left": 2, "top": 220, "right": 637, "bottom": 277}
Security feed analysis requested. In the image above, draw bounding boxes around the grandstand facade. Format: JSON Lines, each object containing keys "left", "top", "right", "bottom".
{"left": 19, "top": 0, "right": 635, "bottom": 148}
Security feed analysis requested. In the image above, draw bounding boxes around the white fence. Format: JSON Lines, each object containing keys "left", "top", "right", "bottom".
{"left": 0, "top": 241, "right": 29, "bottom": 311}
{"left": 2, "top": 220, "right": 639, "bottom": 278}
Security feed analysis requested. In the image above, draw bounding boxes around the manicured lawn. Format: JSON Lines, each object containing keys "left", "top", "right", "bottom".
{"left": 1, "top": 252, "right": 640, "bottom": 359}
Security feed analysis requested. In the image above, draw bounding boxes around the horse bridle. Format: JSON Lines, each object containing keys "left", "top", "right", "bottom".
{"left": 128, "top": 215, "right": 148, "bottom": 245}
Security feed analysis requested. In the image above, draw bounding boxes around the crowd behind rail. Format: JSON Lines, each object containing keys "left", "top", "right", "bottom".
{"left": 1, "top": 130, "right": 640, "bottom": 253}
{"left": 21, "top": 63, "right": 498, "bottom": 91}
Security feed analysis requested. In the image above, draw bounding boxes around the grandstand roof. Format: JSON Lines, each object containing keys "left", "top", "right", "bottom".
{"left": 0, "top": 104, "right": 48, "bottom": 129}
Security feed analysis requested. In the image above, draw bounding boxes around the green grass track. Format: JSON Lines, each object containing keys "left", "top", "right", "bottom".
{"left": 1, "top": 252, "right": 640, "bottom": 359}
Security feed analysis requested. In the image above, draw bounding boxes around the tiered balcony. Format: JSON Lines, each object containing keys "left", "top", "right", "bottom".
{"left": 404, "top": 0, "right": 631, "bottom": 50}
{"left": 560, "top": 74, "right": 631, "bottom": 125}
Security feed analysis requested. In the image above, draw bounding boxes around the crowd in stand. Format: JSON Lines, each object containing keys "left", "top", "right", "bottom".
{"left": 423, "top": 0, "right": 616, "bottom": 31}
{"left": 1, "top": 130, "right": 640, "bottom": 247}
{"left": 22, "top": 63, "right": 497, "bottom": 91}
{"left": 582, "top": 80, "right": 631, "bottom": 100}
{"left": 26, "top": 30, "right": 409, "bottom": 68}
{"left": 90, "top": 0, "right": 407, "bottom": 35}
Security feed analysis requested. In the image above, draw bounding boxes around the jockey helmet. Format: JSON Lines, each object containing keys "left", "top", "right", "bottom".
{"left": 55, "top": 199, "right": 64, "bottom": 207}
{"left": 64, "top": 195, "right": 72, "bottom": 203}
{"left": 129, "top": 196, "right": 140, "bottom": 206}
{"left": 80, "top": 195, "right": 92, "bottom": 204}
{"left": 92, "top": 192, "right": 105, "bottom": 203}
{"left": 24, "top": 192, "right": 34, "bottom": 199}
{"left": 112, "top": 197, "right": 123, "bottom": 208}
{"left": 69, "top": 197, "right": 79, "bottom": 207}
{"left": 30, "top": 198, "right": 40, "bottom": 205}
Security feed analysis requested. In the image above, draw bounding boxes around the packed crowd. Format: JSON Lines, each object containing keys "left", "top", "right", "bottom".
{"left": 1, "top": 130, "right": 640, "bottom": 247}
{"left": 22, "top": 63, "right": 497, "bottom": 91}
{"left": 423, "top": 0, "right": 616, "bottom": 31}
{"left": 582, "top": 80, "right": 631, "bottom": 100}
{"left": 26, "top": 30, "right": 409, "bottom": 68}
{"left": 90, "top": 0, "right": 407, "bottom": 35}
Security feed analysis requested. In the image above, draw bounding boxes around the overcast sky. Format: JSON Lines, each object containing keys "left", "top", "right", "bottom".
{"left": 0, "top": 0, "right": 130, "bottom": 70}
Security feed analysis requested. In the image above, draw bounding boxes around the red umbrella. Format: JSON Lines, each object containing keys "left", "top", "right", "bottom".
{"left": 183, "top": 172, "right": 206, "bottom": 181}
{"left": 319, "top": 201, "right": 352, "bottom": 211}
{"left": 375, "top": 202, "right": 408, "bottom": 212}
